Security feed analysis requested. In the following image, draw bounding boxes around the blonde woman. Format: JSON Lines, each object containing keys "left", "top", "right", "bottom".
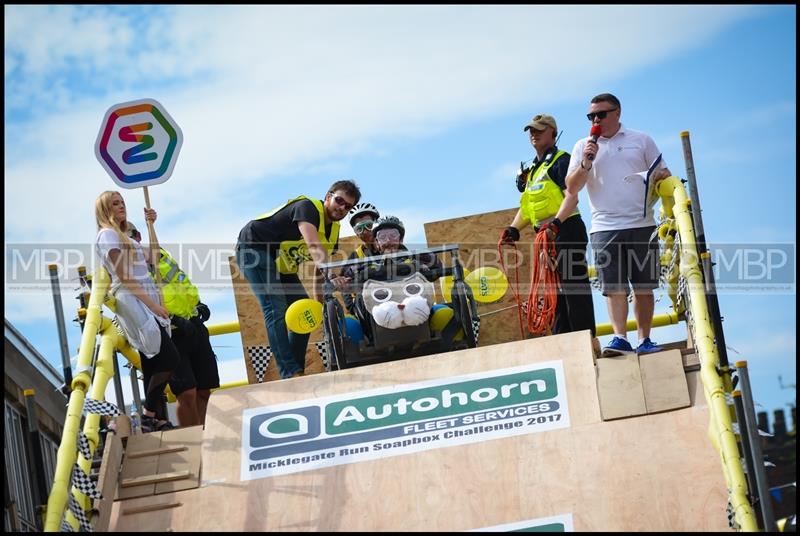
{"left": 94, "top": 190, "right": 178, "bottom": 432}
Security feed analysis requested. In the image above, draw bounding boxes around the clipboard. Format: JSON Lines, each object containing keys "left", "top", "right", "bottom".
{"left": 642, "top": 153, "right": 663, "bottom": 217}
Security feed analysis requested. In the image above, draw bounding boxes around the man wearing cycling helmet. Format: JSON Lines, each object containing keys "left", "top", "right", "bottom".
{"left": 349, "top": 203, "right": 382, "bottom": 259}
{"left": 341, "top": 202, "right": 382, "bottom": 315}
{"left": 357, "top": 215, "right": 442, "bottom": 281}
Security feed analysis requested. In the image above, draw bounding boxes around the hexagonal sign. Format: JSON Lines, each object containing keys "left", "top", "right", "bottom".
{"left": 94, "top": 98, "right": 183, "bottom": 188}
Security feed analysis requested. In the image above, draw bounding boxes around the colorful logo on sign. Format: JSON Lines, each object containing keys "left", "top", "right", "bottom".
{"left": 94, "top": 98, "right": 183, "bottom": 188}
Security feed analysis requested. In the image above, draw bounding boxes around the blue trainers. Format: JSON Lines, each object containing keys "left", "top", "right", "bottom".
{"left": 602, "top": 336, "right": 634, "bottom": 357}
{"left": 637, "top": 337, "right": 662, "bottom": 354}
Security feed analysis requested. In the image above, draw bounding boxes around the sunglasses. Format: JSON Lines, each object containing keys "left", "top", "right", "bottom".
{"left": 353, "top": 220, "right": 374, "bottom": 232}
{"left": 586, "top": 108, "right": 617, "bottom": 121}
{"left": 329, "top": 193, "right": 354, "bottom": 211}
{"left": 130, "top": 229, "right": 141, "bottom": 240}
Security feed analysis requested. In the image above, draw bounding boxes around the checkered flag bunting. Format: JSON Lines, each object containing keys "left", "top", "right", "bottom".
{"left": 82, "top": 398, "right": 120, "bottom": 417}
{"left": 247, "top": 345, "right": 272, "bottom": 383}
{"left": 111, "top": 316, "right": 126, "bottom": 337}
{"left": 314, "top": 341, "right": 329, "bottom": 369}
{"left": 77, "top": 431, "right": 92, "bottom": 461}
{"left": 472, "top": 318, "right": 481, "bottom": 344}
{"left": 72, "top": 463, "right": 102, "bottom": 500}
{"left": 60, "top": 518, "right": 74, "bottom": 532}
{"left": 67, "top": 492, "right": 93, "bottom": 532}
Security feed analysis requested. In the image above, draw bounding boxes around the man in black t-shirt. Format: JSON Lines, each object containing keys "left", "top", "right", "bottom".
{"left": 236, "top": 180, "right": 360, "bottom": 378}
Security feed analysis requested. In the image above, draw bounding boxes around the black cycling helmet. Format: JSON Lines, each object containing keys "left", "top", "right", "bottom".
{"left": 372, "top": 215, "right": 405, "bottom": 240}
{"left": 348, "top": 202, "right": 380, "bottom": 227}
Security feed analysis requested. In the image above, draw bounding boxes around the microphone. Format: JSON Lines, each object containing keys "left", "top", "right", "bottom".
{"left": 587, "top": 125, "right": 602, "bottom": 161}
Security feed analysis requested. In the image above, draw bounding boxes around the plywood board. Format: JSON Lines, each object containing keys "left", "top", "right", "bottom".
{"left": 155, "top": 425, "right": 203, "bottom": 494}
{"left": 686, "top": 370, "right": 705, "bottom": 408}
{"left": 92, "top": 433, "right": 123, "bottom": 531}
{"left": 425, "top": 207, "right": 534, "bottom": 348}
{"left": 108, "top": 332, "right": 728, "bottom": 532}
{"left": 595, "top": 353, "right": 647, "bottom": 420}
{"left": 640, "top": 349, "right": 690, "bottom": 413}
{"left": 118, "top": 432, "right": 163, "bottom": 499}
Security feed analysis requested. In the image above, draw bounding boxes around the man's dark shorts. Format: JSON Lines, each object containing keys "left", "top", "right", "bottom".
{"left": 168, "top": 315, "right": 221, "bottom": 393}
{"left": 590, "top": 226, "right": 659, "bottom": 296}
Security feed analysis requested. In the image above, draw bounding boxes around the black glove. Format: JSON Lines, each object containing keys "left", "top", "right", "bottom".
{"left": 539, "top": 218, "right": 562, "bottom": 241}
{"left": 195, "top": 302, "right": 211, "bottom": 322}
{"left": 541, "top": 217, "right": 561, "bottom": 234}
{"left": 499, "top": 226, "right": 521, "bottom": 245}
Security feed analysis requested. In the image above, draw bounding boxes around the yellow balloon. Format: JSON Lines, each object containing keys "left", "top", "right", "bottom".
{"left": 429, "top": 304, "right": 464, "bottom": 341}
{"left": 465, "top": 266, "right": 509, "bottom": 304}
{"left": 439, "top": 269, "right": 470, "bottom": 302}
{"left": 429, "top": 304, "right": 454, "bottom": 331}
{"left": 285, "top": 299, "right": 323, "bottom": 334}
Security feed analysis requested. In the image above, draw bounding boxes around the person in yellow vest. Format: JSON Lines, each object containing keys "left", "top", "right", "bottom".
{"left": 128, "top": 223, "right": 220, "bottom": 426}
{"left": 340, "top": 202, "right": 381, "bottom": 315}
{"left": 236, "top": 180, "right": 358, "bottom": 378}
{"left": 499, "top": 113, "right": 596, "bottom": 337}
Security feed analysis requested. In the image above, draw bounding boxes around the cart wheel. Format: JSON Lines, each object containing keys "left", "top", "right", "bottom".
{"left": 323, "top": 300, "right": 345, "bottom": 371}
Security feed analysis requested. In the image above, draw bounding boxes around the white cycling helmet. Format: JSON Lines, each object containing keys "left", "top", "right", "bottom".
{"left": 348, "top": 202, "right": 380, "bottom": 227}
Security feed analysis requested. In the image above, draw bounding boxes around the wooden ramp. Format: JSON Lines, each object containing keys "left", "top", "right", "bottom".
{"left": 109, "top": 331, "right": 729, "bottom": 531}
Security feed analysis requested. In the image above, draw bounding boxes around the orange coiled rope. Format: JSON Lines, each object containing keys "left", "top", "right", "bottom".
{"left": 498, "top": 228, "right": 560, "bottom": 337}
{"left": 527, "top": 228, "right": 560, "bottom": 335}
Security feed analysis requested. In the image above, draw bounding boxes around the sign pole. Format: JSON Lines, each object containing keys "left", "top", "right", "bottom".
{"left": 142, "top": 185, "right": 163, "bottom": 288}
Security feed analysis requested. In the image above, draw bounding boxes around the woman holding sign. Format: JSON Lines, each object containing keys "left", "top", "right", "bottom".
{"left": 94, "top": 190, "right": 178, "bottom": 432}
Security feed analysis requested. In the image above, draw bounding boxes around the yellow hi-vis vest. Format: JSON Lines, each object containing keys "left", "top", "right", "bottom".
{"left": 254, "top": 196, "right": 340, "bottom": 275}
{"left": 519, "top": 150, "right": 579, "bottom": 226}
{"left": 157, "top": 248, "right": 200, "bottom": 320}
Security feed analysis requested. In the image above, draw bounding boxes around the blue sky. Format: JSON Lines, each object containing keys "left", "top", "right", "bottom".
{"left": 4, "top": 6, "right": 796, "bottom": 421}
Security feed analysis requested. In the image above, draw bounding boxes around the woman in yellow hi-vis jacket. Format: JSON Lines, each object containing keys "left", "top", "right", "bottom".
{"left": 235, "top": 180, "right": 358, "bottom": 378}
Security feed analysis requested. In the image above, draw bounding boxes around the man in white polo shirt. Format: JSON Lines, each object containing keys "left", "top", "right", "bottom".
{"left": 564, "top": 93, "right": 671, "bottom": 356}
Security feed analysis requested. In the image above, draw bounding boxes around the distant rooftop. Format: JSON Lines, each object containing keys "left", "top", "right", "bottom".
{"left": 5, "top": 317, "right": 64, "bottom": 389}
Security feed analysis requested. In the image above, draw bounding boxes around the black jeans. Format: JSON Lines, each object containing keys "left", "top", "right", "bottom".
{"left": 553, "top": 216, "right": 596, "bottom": 337}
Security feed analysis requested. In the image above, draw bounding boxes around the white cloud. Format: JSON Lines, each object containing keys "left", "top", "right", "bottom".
{"left": 731, "top": 330, "right": 796, "bottom": 359}
{"left": 5, "top": 5, "right": 759, "bottom": 323}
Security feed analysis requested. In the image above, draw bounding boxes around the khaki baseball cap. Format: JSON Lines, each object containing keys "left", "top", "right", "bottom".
{"left": 523, "top": 114, "right": 557, "bottom": 132}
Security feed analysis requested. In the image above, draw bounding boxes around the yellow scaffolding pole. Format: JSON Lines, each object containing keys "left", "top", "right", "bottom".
{"left": 594, "top": 311, "right": 679, "bottom": 337}
{"left": 44, "top": 268, "right": 145, "bottom": 531}
{"left": 44, "top": 267, "right": 109, "bottom": 531}
{"left": 657, "top": 176, "right": 757, "bottom": 531}
{"left": 207, "top": 320, "right": 240, "bottom": 336}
